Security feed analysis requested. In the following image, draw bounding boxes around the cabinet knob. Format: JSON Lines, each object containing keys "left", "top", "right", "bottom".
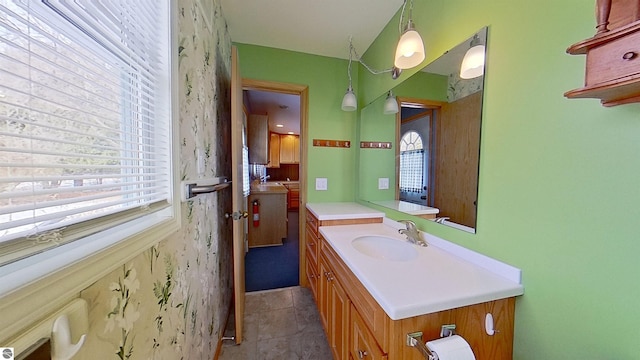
{"left": 358, "top": 349, "right": 368, "bottom": 358}
{"left": 622, "top": 51, "right": 637, "bottom": 60}
{"left": 324, "top": 271, "right": 334, "bottom": 281}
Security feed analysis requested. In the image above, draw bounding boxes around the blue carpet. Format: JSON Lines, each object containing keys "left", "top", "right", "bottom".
{"left": 245, "top": 211, "right": 299, "bottom": 292}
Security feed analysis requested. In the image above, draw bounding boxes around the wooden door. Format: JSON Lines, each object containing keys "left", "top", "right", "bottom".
{"left": 435, "top": 91, "right": 482, "bottom": 228}
{"left": 230, "top": 46, "right": 248, "bottom": 344}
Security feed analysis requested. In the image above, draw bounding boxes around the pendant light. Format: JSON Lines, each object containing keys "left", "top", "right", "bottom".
{"left": 394, "top": 0, "right": 425, "bottom": 70}
{"left": 341, "top": 85, "right": 357, "bottom": 111}
{"left": 383, "top": 91, "right": 399, "bottom": 114}
{"left": 460, "top": 34, "right": 485, "bottom": 79}
{"left": 341, "top": 43, "right": 357, "bottom": 111}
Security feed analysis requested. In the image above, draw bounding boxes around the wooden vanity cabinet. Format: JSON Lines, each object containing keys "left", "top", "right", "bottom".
{"left": 304, "top": 211, "right": 383, "bottom": 302}
{"left": 303, "top": 209, "right": 515, "bottom": 359}
{"left": 314, "top": 227, "right": 515, "bottom": 359}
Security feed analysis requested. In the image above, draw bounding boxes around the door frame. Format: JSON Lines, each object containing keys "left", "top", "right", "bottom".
{"left": 242, "top": 78, "right": 309, "bottom": 287}
{"left": 395, "top": 97, "right": 444, "bottom": 201}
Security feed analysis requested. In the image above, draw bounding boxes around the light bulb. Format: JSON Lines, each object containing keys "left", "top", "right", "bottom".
{"left": 460, "top": 45, "right": 485, "bottom": 79}
{"left": 394, "top": 28, "right": 425, "bottom": 69}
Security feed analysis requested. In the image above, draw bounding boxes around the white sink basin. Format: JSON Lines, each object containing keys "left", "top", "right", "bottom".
{"left": 351, "top": 235, "right": 418, "bottom": 261}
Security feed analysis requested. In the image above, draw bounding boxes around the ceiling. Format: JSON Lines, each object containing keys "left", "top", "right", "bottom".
{"left": 222, "top": 0, "right": 406, "bottom": 135}
{"left": 244, "top": 90, "right": 300, "bottom": 135}
{"left": 220, "top": 0, "right": 405, "bottom": 60}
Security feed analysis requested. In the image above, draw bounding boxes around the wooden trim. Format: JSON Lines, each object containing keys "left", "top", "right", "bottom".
{"left": 395, "top": 98, "right": 443, "bottom": 203}
{"left": 318, "top": 217, "right": 383, "bottom": 227}
{"left": 397, "top": 97, "right": 445, "bottom": 109}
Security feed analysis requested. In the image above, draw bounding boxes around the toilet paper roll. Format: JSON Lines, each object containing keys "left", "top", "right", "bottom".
{"left": 426, "top": 335, "right": 476, "bottom": 360}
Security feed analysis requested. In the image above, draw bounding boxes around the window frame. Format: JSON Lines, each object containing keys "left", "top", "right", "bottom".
{"left": 0, "top": 0, "right": 180, "bottom": 345}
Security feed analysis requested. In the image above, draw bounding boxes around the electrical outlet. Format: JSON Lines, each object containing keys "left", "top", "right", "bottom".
{"left": 378, "top": 177, "right": 389, "bottom": 190}
{"left": 315, "top": 178, "right": 328, "bottom": 191}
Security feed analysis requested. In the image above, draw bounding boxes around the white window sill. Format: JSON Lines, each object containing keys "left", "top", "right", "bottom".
{"left": 0, "top": 208, "right": 180, "bottom": 345}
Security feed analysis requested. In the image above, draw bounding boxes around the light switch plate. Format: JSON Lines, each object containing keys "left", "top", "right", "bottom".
{"left": 378, "top": 177, "right": 389, "bottom": 190}
{"left": 316, "top": 178, "right": 328, "bottom": 191}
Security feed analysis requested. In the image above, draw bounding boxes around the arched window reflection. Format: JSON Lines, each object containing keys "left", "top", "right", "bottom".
{"left": 399, "top": 131, "right": 424, "bottom": 194}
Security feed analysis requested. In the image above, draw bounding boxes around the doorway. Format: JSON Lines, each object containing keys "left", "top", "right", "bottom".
{"left": 242, "top": 79, "right": 308, "bottom": 292}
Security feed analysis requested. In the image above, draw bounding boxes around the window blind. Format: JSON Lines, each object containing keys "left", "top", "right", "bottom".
{"left": 0, "top": 0, "right": 171, "bottom": 265}
{"left": 399, "top": 149, "right": 424, "bottom": 193}
{"left": 399, "top": 131, "right": 424, "bottom": 193}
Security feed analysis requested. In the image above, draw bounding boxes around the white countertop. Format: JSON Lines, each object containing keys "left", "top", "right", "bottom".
{"left": 319, "top": 220, "right": 524, "bottom": 320}
{"left": 370, "top": 200, "right": 440, "bottom": 215}
{"left": 306, "top": 202, "right": 384, "bottom": 221}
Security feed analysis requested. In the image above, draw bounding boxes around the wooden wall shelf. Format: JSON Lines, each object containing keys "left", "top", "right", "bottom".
{"left": 565, "top": 0, "right": 640, "bottom": 107}
{"left": 360, "top": 141, "right": 392, "bottom": 149}
{"left": 313, "top": 139, "right": 351, "bottom": 148}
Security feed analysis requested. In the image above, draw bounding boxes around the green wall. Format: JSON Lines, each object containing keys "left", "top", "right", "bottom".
{"left": 357, "top": 71, "right": 447, "bottom": 201}
{"left": 360, "top": 0, "right": 640, "bottom": 359}
{"left": 236, "top": 44, "right": 358, "bottom": 202}
{"left": 237, "top": 0, "right": 640, "bottom": 356}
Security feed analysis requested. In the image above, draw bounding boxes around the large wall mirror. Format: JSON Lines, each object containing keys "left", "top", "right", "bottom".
{"left": 358, "top": 27, "right": 487, "bottom": 233}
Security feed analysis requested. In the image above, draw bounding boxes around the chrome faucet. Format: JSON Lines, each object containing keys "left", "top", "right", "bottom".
{"left": 398, "top": 220, "right": 428, "bottom": 247}
{"left": 434, "top": 217, "right": 450, "bottom": 224}
{"left": 260, "top": 174, "right": 270, "bottom": 183}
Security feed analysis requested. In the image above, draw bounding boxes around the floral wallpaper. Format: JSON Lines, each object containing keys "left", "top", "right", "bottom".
{"left": 447, "top": 72, "right": 484, "bottom": 102}
{"left": 75, "top": 0, "right": 233, "bottom": 359}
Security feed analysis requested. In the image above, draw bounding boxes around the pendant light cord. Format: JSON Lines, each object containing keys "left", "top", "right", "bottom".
{"left": 348, "top": 36, "right": 396, "bottom": 75}
{"left": 398, "top": 0, "right": 413, "bottom": 33}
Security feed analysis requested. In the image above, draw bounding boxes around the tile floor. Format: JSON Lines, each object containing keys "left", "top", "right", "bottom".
{"left": 219, "top": 286, "right": 332, "bottom": 360}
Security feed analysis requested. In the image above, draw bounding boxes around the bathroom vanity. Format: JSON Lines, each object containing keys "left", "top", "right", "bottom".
{"left": 305, "top": 203, "right": 523, "bottom": 360}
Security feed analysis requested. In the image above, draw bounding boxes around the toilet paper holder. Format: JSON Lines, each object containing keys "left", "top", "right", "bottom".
{"left": 407, "top": 331, "right": 436, "bottom": 360}
{"left": 406, "top": 325, "right": 457, "bottom": 360}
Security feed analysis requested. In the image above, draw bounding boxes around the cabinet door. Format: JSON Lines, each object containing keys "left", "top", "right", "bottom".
{"left": 267, "top": 132, "right": 280, "bottom": 168}
{"left": 318, "top": 255, "right": 331, "bottom": 332}
{"left": 350, "top": 304, "right": 387, "bottom": 360}
{"left": 329, "top": 272, "right": 350, "bottom": 360}
{"left": 280, "top": 134, "right": 299, "bottom": 164}
{"left": 293, "top": 135, "right": 300, "bottom": 163}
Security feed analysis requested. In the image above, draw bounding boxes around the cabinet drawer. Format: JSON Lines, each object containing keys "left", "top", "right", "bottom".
{"left": 306, "top": 229, "right": 318, "bottom": 268}
{"left": 587, "top": 29, "right": 640, "bottom": 85}
{"left": 306, "top": 212, "right": 319, "bottom": 236}
{"left": 350, "top": 304, "right": 387, "bottom": 360}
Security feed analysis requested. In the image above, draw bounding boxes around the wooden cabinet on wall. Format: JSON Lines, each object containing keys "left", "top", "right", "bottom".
{"left": 304, "top": 211, "right": 517, "bottom": 360}
{"left": 267, "top": 133, "right": 299, "bottom": 167}
{"left": 565, "top": 0, "right": 640, "bottom": 106}
{"left": 279, "top": 134, "right": 299, "bottom": 164}
{"left": 266, "top": 132, "right": 280, "bottom": 168}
